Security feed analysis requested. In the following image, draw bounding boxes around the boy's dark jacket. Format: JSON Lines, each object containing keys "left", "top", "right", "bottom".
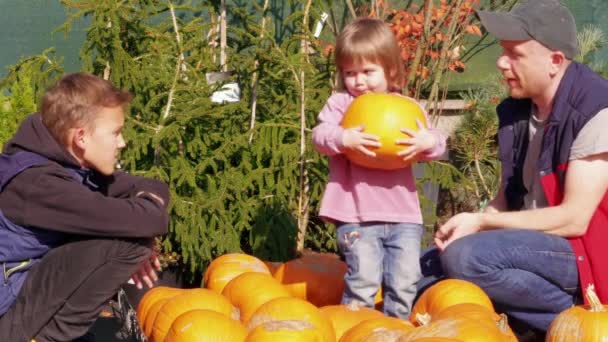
{"left": 0, "top": 113, "right": 170, "bottom": 315}
{"left": 0, "top": 113, "right": 169, "bottom": 237}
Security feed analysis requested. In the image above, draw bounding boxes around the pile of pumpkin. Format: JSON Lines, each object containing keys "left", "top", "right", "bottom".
{"left": 136, "top": 252, "right": 608, "bottom": 341}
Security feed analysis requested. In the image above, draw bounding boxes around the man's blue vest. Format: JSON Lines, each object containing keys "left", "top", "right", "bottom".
{"left": 0, "top": 152, "right": 69, "bottom": 315}
{"left": 496, "top": 62, "right": 608, "bottom": 302}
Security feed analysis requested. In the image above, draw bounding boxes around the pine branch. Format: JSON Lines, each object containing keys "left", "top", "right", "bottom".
{"left": 249, "top": 0, "right": 270, "bottom": 143}
{"left": 296, "top": 0, "right": 313, "bottom": 255}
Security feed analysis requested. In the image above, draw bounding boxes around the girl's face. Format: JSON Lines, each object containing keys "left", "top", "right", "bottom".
{"left": 342, "top": 59, "right": 389, "bottom": 97}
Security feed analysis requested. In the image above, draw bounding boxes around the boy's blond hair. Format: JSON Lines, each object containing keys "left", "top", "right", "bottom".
{"left": 40, "top": 73, "right": 132, "bottom": 145}
{"left": 335, "top": 17, "right": 403, "bottom": 92}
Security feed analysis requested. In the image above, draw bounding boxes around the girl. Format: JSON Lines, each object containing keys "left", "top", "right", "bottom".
{"left": 312, "top": 17, "right": 446, "bottom": 319}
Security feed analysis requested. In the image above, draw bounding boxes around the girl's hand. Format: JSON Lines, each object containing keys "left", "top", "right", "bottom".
{"left": 342, "top": 125, "right": 381, "bottom": 157}
{"left": 396, "top": 119, "right": 436, "bottom": 163}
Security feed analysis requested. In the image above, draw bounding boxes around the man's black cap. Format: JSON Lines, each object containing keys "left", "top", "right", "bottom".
{"left": 476, "top": 0, "right": 577, "bottom": 59}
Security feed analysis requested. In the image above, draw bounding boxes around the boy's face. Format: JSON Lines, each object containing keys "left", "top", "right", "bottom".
{"left": 342, "top": 59, "right": 389, "bottom": 97}
{"left": 80, "top": 105, "right": 126, "bottom": 175}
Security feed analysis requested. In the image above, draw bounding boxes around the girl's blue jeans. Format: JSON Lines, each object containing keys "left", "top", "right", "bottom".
{"left": 419, "top": 229, "right": 580, "bottom": 332}
{"left": 337, "top": 221, "right": 423, "bottom": 319}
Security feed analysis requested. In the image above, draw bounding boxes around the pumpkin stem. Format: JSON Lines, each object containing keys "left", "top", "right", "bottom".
{"left": 586, "top": 284, "right": 606, "bottom": 312}
{"left": 497, "top": 313, "right": 509, "bottom": 333}
{"left": 346, "top": 300, "right": 363, "bottom": 311}
{"left": 415, "top": 312, "right": 432, "bottom": 326}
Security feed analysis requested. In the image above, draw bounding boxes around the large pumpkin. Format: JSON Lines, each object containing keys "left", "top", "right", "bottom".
{"left": 340, "top": 93, "right": 426, "bottom": 170}
{"left": 546, "top": 285, "right": 608, "bottom": 341}
{"left": 411, "top": 279, "right": 493, "bottom": 326}
{"left": 222, "top": 272, "right": 291, "bottom": 323}
{"left": 432, "top": 303, "right": 516, "bottom": 341}
{"left": 165, "top": 309, "right": 247, "bottom": 342}
{"left": 340, "top": 316, "right": 414, "bottom": 342}
{"left": 204, "top": 253, "right": 271, "bottom": 294}
{"left": 273, "top": 253, "right": 347, "bottom": 307}
{"left": 248, "top": 297, "right": 336, "bottom": 342}
{"left": 143, "top": 297, "right": 172, "bottom": 338}
{"left": 136, "top": 286, "right": 183, "bottom": 332}
{"left": 152, "top": 288, "right": 238, "bottom": 342}
{"left": 320, "top": 302, "right": 385, "bottom": 340}
{"left": 245, "top": 320, "right": 324, "bottom": 341}
{"left": 397, "top": 316, "right": 511, "bottom": 342}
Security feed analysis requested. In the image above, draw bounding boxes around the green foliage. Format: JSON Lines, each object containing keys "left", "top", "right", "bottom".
{"left": 450, "top": 74, "right": 505, "bottom": 211}
{"left": 0, "top": 49, "right": 63, "bottom": 145}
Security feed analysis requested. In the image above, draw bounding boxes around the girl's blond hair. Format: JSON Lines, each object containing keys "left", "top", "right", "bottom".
{"left": 335, "top": 17, "right": 403, "bottom": 92}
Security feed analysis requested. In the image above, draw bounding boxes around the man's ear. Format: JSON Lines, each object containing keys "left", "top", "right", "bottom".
{"left": 549, "top": 51, "right": 567, "bottom": 77}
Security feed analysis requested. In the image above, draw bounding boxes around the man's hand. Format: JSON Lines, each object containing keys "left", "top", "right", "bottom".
{"left": 342, "top": 126, "right": 381, "bottom": 157}
{"left": 396, "top": 119, "right": 436, "bottom": 163}
{"left": 130, "top": 254, "right": 162, "bottom": 289}
{"left": 434, "top": 212, "right": 483, "bottom": 251}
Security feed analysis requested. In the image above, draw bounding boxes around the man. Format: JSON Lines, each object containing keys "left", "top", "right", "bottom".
{"left": 433, "top": 0, "right": 608, "bottom": 333}
{"left": 0, "top": 73, "right": 170, "bottom": 341}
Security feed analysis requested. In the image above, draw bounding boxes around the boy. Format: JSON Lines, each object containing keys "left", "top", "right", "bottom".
{"left": 0, "top": 72, "right": 170, "bottom": 341}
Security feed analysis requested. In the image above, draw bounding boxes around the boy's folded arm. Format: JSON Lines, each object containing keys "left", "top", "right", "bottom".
{"left": 107, "top": 171, "right": 170, "bottom": 206}
{"left": 7, "top": 167, "right": 170, "bottom": 238}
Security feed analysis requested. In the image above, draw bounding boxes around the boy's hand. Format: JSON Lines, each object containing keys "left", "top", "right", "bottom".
{"left": 396, "top": 119, "right": 436, "bottom": 163}
{"left": 342, "top": 125, "right": 381, "bottom": 157}
{"left": 136, "top": 191, "right": 165, "bottom": 206}
{"left": 130, "top": 254, "right": 162, "bottom": 289}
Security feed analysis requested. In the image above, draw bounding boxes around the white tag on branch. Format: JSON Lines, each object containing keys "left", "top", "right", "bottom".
{"left": 210, "top": 82, "right": 241, "bottom": 103}
{"left": 313, "top": 12, "right": 329, "bottom": 38}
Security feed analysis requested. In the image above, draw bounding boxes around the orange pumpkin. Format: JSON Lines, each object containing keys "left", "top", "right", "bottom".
{"left": 433, "top": 303, "right": 516, "bottom": 341}
{"left": 165, "top": 309, "right": 247, "bottom": 342}
{"left": 340, "top": 316, "right": 414, "bottom": 342}
{"left": 222, "top": 272, "right": 291, "bottom": 323}
{"left": 136, "top": 286, "right": 183, "bottom": 330}
{"left": 143, "top": 297, "right": 171, "bottom": 338}
{"left": 204, "top": 253, "right": 271, "bottom": 294}
{"left": 340, "top": 93, "right": 426, "bottom": 170}
{"left": 546, "top": 285, "right": 608, "bottom": 341}
{"left": 245, "top": 320, "right": 324, "bottom": 341}
{"left": 320, "top": 302, "right": 385, "bottom": 340}
{"left": 248, "top": 297, "right": 336, "bottom": 342}
{"left": 411, "top": 279, "right": 493, "bottom": 326}
{"left": 152, "top": 288, "right": 238, "bottom": 342}
{"left": 407, "top": 339, "right": 463, "bottom": 342}
{"left": 273, "top": 253, "right": 347, "bottom": 307}
{"left": 397, "top": 316, "right": 510, "bottom": 342}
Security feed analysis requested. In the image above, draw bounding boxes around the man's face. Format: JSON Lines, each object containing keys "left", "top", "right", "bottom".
{"left": 81, "top": 106, "right": 126, "bottom": 175}
{"left": 496, "top": 40, "right": 554, "bottom": 100}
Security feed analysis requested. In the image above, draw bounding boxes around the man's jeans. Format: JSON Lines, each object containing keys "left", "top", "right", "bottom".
{"left": 419, "top": 229, "right": 580, "bottom": 331}
{"left": 337, "top": 222, "right": 422, "bottom": 319}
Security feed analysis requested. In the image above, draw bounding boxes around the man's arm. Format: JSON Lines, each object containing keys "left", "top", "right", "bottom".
{"left": 436, "top": 152, "right": 608, "bottom": 249}
{"left": 482, "top": 179, "right": 507, "bottom": 214}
